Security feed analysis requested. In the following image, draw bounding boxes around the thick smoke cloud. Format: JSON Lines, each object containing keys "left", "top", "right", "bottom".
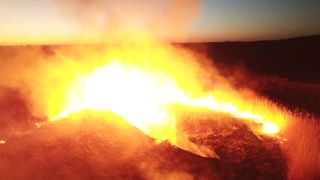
{"left": 55, "top": 0, "right": 200, "bottom": 42}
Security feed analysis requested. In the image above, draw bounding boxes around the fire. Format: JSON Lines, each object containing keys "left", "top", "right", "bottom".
{"left": 53, "top": 61, "right": 184, "bottom": 142}
{"left": 263, "top": 122, "right": 279, "bottom": 134}
{"left": 49, "top": 43, "right": 285, "bottom": 146}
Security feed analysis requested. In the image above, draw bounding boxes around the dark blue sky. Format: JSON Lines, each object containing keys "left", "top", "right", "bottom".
{"left": 191, "top": 0, "right": 320, "bottom": 41}
{"left": 0, "top": 0, "right": 319, "bottom": 44}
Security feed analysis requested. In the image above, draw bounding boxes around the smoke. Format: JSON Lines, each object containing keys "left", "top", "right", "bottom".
{"left": 54, "top": 0, "right": 201, "bottom": 42}
{"left": 0, "top": 0, "right": 203, "bottom": 123}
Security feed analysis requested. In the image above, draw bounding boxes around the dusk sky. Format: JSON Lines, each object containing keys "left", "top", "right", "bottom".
{"left": 194, "top": 0, "right": 320, "bottom": 41}
{"left": 0, "top": 0, "right": 319, "bottom": 44}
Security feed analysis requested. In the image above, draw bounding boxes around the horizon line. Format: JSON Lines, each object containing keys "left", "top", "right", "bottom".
{"left": 0, "top": 34, "right": 319, "bottom": 46}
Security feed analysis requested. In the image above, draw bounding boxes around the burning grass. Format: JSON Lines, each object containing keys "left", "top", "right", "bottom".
{"left": 0, "top": 42, "right": 318, "bottom": 179}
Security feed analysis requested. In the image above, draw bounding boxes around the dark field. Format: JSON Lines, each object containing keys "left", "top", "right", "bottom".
{"left": 185, "top": 35, "right": 320, "bottom": 116}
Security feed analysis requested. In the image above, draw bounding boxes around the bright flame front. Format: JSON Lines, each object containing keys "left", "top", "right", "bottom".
{"left": 49, "top": 44, "right": 286, "bottom": 145}
{"left": 54, "top": 61, "right": 186, "bottom": 142}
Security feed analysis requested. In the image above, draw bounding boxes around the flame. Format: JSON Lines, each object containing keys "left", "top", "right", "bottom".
{"left": 263, "top": 122, "right": 279, "bottom": 134}
{"left": 49, "top": 43, "right": 285, "bottom": 146}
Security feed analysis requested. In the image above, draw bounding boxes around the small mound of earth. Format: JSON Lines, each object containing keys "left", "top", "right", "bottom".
{"left": 177, "top": 108, "right": 287, "bottom": 179}
{"left": 0, "top": 111, "right": 230, "bottom": 180}
{"left": 0, "top": 109, "right": 287, "bottom": 179}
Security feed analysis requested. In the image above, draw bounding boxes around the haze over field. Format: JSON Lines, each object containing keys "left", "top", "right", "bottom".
{"left": 0, "top": 0, "right": 320, "bottom": 44}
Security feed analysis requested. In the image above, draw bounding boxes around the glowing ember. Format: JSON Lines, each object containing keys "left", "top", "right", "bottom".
{"left": 0, "top": 140, "right": 6, "bottom": 144}
{"left": 35, "top": 123, "right": 42, "bottom": 128}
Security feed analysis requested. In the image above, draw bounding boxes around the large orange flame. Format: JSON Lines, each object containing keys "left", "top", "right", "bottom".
{"left": 48, "top": 43, "right": 286, "bottom": 147}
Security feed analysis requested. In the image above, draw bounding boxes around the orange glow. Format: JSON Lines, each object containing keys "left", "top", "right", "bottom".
{"left": 47, "top": 42, "right": 286, "bottom": 147}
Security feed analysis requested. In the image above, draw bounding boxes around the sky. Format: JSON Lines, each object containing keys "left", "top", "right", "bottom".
{"left": 0, "top": 0, "right": 319, "bottom": 44}
{"left": 193, "top": 0, "right": 320, "bottom": 41}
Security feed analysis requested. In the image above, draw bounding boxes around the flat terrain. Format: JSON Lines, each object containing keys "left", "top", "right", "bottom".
{"left": 0, "top": 35, "right": 319, "bottom": 179}
{"left": 185, "top": 35, "right": 320, "bottom": 116}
